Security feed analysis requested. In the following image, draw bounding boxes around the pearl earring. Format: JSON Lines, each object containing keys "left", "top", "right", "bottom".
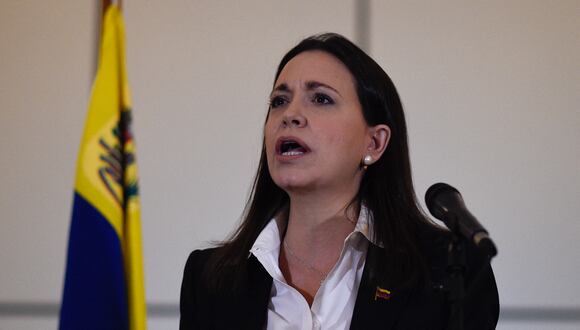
{"left": 362, "top": 155, "right": 373, "bottom": 170}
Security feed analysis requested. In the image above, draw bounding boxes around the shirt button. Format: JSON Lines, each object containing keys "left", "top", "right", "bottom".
{"left": 312, "top": 317, "right": 320, "bottom": 330}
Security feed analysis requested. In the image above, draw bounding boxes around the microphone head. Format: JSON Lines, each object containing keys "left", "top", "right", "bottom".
{"left": 425, "top": 182, "right": 460, "bottom": 219}
{"left": 425, "top": 182, "right": 497, "bottom": 258}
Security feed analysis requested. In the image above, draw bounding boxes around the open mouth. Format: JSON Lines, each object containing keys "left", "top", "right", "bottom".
{"left": 276, "top": 137, "right": 310, "bottom": 156}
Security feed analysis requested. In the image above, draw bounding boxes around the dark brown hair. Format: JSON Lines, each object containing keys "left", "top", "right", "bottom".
{"left": 205, "top": 33, "right": 437, "bottom": 290}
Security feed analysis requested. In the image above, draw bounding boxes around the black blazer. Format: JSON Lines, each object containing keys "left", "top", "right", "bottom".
{"left": 180, "top": 228, "right": 499, "bottom": 329}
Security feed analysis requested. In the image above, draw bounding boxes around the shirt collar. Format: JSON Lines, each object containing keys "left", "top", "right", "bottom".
{"left": 354, "top": 204, "right": 382, "bottom": 247}
{"left": 249, "top": 204, "right": 382, "bottom": 258}
{"left": 249, "top": 216, "right": 284, "bottom": 258}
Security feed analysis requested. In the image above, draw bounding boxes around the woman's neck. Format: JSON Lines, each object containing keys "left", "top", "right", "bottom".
{"left": 283, "top": 191, "right": 359, "bottom": 261}
{"left": 279, "top": 191, "right": 359, "bottom": 305}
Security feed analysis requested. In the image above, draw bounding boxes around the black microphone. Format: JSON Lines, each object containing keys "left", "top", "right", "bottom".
{"left": 425, "top": 183, "right": 497, "bottom": 258}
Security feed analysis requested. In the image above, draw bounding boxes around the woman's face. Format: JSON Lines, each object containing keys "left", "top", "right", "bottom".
{"left": 264, "top": 50, "right": 374, "bottom": 195}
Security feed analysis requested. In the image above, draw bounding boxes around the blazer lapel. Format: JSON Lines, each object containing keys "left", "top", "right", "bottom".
{"left": 216, "top": 255, "right": 273, "bottom": 329}
{"left": 350, "top": 244, "right": 412, "bottom": 330}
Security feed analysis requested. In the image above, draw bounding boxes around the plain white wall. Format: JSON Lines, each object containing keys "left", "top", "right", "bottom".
{"left": 1, "top": 0, "right": 578, "bottom": 329}
{"left": 0, "top": 0, "right": 94, "bottom": 302}
{"left": 371, "top": 0, "right": 580, "bottom": 308}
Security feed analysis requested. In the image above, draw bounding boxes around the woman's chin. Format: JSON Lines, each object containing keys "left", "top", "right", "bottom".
{"left": 272, "top": 175, "right": 315, "bottom": 193}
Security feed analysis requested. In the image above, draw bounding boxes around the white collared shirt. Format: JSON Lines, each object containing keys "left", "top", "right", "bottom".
{"left": 249, "top": 207, "right": 379, "bottom": 330}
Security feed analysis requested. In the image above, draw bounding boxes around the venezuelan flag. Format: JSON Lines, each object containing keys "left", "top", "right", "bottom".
{"left": 60, "top": 5, "right": 146, "bottom": 330}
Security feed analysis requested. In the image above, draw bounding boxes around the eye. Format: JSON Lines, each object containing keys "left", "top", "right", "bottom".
{"left": 269, "top": 95, "right": 288, "bottom": 109}
{"left": 312, "top": 93, "right": 334, "bottom": 105}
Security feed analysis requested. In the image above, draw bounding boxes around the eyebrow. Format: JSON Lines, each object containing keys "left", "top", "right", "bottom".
{"left": 271, "top": 80, "right": 341, "bottom": 96}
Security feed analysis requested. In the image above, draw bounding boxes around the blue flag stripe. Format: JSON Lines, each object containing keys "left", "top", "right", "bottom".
{"left": 60, "top": 192, "right": 128, "bottom": 330}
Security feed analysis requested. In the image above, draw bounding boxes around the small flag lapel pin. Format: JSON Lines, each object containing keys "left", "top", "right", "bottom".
{"left": 374, "top": 286, "right": 392, "bottom": 301}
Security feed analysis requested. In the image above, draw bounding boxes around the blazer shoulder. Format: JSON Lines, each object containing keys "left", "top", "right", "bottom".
{"left": 180, "top": 246, "right": 273, "bottom": 330}
{"left": 180, "top": 247, "right": 220, "bottom": 330}
{"left": 184, "top": 247, "right": 219, "bottom": 273}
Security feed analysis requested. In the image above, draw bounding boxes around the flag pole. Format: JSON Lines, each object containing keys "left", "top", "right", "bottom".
{"left": 102, "top": 0, "right": 122, "bottom": 13}
{"left": 97, "top": 0, "right": 123, "bottom": 72}
{"left": 94, "top": 0, "right": 112, "bottom": 75}
{"left": 101, "top": 0, "right": 112, "bottom": 17}
{"left": 100, "top": 1, "right": 123, "bottom": 38}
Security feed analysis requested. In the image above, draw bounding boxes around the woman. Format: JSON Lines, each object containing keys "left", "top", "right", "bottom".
{"left": 180, "top": 33, "right": 499, "bottom": 329}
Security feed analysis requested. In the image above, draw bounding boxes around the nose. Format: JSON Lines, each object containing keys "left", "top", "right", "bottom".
{"left": 282, "top": 113, "right": 307, "bottom": 128}
{"left": 281, "top": 102, "right": 307, "bottom": 128}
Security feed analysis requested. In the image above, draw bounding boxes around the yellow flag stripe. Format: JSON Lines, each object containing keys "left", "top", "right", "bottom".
{"left": 75, "top": 5, "right": 147, "bottom": 329}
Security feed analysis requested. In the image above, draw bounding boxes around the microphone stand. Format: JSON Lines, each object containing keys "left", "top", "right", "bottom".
{"left": 425, "top": 182, "right": 498, "bottom": 330}
{"left": 444, "top": 231, "right": 466, "bottom": 330}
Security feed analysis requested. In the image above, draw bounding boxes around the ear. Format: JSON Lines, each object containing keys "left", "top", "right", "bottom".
{"left": 365, "top": 124, "right": 391, "bottom": 164}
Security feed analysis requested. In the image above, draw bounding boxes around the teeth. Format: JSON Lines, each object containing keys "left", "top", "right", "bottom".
{"left": 282, "top": 150, "right": 304, "bottom": 156}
